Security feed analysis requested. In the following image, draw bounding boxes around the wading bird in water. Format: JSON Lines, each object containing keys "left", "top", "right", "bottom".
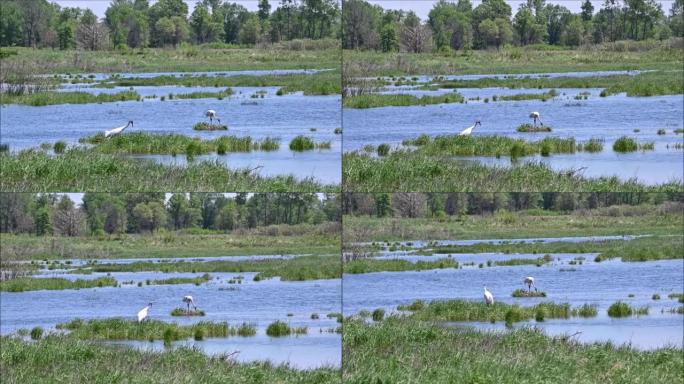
{"left": 182, "top": 295, "right": 197, "bottom": 313}
{"left": 104, "top": 121, "right": 133, "bottom": 138}
{"left": 137, "top": 302, "right": 152, "bottom": 322}
{"left": 529, "top": 112, "right": 543, "bottom": 127}
{"left": 205, "top": 109, "right": 220, "bottom": 124}
{"left": 483, "top": 287, "right": 494, "bottom": 306}
{"left": 459, "top": 120, "right": 481, "bottom": 136}
{"left": 524, "top": 276, "right": 537, "bottom": 292}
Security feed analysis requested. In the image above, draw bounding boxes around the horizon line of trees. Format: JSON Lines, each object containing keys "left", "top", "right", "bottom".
{"left": 1, "top": 193, "right": 341, "bottom": 237}
{"left": 343, "top": 0, "right": 684, "bottom": 52}
{"left": 0, "top": 0, "right": 340, "bottom": 50}
{"left": 343, "top": 192, "right": 684, "bottom": 218}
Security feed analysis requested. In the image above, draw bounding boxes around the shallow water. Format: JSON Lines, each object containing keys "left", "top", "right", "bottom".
{"left": 38, "top": 254, "right": 301, "bottom": 267}
{"left": 373, "top": 252, "right": 592, "bottom": 265}
{"left": 343, "top": 253, "right": 683, "bottom": 350}
{"left": 360, "top": 234, "right": 645, "bottom": 248}
{"left": 345, "top": 72, "right": 683, "bottom": 184}
{"left": 1, "top": 266, "right": 341, "bottom": 368}
{"left": 369, "top": 70, "right": 648, "bottom": 83}
{"left": 1, "top": 71, "right": 341, "bottom": 184}
{"left": 54, "top": 68, "right": 329, "bottom": 81}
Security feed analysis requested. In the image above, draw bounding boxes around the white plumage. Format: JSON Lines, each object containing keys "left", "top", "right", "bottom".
{"left": 524, "top": 276, "right": 536, "bottom": 292}
{"left": 483, "top": 287, "right": 494, "bottom": 305}
{"left": 205, "top": 109, "right": 220, "bottom": 124}
{"left": 137, "top": 302, "right": 152, "bottom": 322}
{"left": 105, "top": 121, "right": 133, "bottom": 138}
{"left": 182, "top": 295, "right": 197, "bottom": 312}
{"left": 459, "top": 120, "right": 481, "bottom": 136}
{"left": 529, "top": 112, "right": 543, "bottom": 127}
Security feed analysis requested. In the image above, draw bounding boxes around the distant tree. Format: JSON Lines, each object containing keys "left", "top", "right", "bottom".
{"left": 53, "top": 196, "right": 84, "bottom": 237}
{"left": 132, "top": 201, "right": 167, "bottom": 233}
{"left": 392, "top": 193, "right": 426, "bottom": 218}
{"left": 77, "top": 9, "right": 109, "bottom": 50}
{"left": 0, "top": 2, "right": 25, "bottom": 46}
{"left": 581, "top": 0, "right": 594, "bottom": 21}
{"left": 258, "top": 0, "right": 271, "bottom": 21}
{"left": 374, "top": 194, "right": 391, "bottom": 217}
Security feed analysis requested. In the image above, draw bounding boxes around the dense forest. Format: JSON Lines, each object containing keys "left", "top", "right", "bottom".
{"left": 0, "top": 0, "right": 340, "bottom": 49}
{"left": 342, "top": 0, "right": 683, "bottom": 52}
{"left": 343, "top": 193, "right": 684, "bottom": 218}
{"left": 1, "top": 193, "right": 341, "bottom": 236}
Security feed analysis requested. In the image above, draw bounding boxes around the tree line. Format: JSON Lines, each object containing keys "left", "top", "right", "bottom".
{"left": 0, "top": 0, "right": 340, "bottom": 50}
{"left": 0, "top": 193, "right": 341, "bottom": 236}
{"left": 343, "top": 0, "right": 683, "bottom": 52}
{"left": 343, "top": 192, "right": 683, "bottom": 218}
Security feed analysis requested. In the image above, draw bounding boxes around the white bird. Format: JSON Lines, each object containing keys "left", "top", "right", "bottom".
{"left": 205, "top": 109, "right": 220, "bottom": 124}
{"left": 182, "top": 295, "right": 197, "bottom": 313}
{"left": 529, "top": 112, "right": 543, "bottom": 127}
{"left": 524, "top": 276, "right": 537, "bottom": 292}
{"left": 137, "top": 302, "right": 152, "bottom": 323}
{"left": 104, "top": 120, "right": 133, "bottom": 138}
{"left": 483, "top": 287, "right": 494, "bottom": 306}
{"left": 459, "top": 120, "right": 481, "bottom": 136}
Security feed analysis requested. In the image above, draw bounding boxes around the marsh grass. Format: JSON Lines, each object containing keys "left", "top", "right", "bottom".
{"left": 1, "top": 90, "right": 140, "bottom": 106}
{"left": 175, "top": 88, "right": 233, "bottom": 100}
{"left": 613, "top": 136, "right": 654, "bottom": 152}
{"left": 75, "top": 255, "right": 341, "bottom": 281}
{"left": 607, "top": 301, "right": 633, "bottom": 317}
{"left": 193, "top": 123, "right": 228, "bottom": 131}
{"left": 343, "top": 316, "right": 683, "bottom": 383}
{"left": 288, "top": 136, "right": 329, "bottom": 151}
{"left": 1, "top": 149, "right": 333, "bottom": 191}
{"left": 266, "top": 321, "right": 306, "bottom": 336}
{"left": 150, "top": 273, "right": 211, "bottom": 286}
{"left": 170, "top": 308, "right": 206, "bottom": 316}
{"left": 511, "top": 289, "right": 547, "bottom": 297}
{"left": 517, "top": 124, "right": 553, "bottom": 133}
{"left": 344, "top": 258, "right": 458, "bottom": 274}
{"left": 398, "top": 299, "right": 594, "bottom": 323}
{"left": 0, "top": 276, "right": 117, "bottom": 292}
{"left": 79, "top": 132, "right": 279, "bottom": 154}
{"left": 2, "top": 335, "right": 338, "bottom": 382}
{"left": 342, "top": 152, "right": 681, "bottom": 192}
{"left": 404, "top": 135, "right": 576, "bottom": 157}
{"left": 343, "top": 92, "right": 464, "bottom": 109}
{"left": 56, "top": 318, "right": 254, "bottom": 340}
{"left": 497, "top": 89, "right": 558, "bottom": 102}
{"left": 372, "top": 309, "right": 385, "bottom": 321}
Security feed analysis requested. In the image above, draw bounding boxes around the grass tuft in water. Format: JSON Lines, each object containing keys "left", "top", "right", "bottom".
{"left": 511, "top": 289, "right": 547, "bottom": 298}
{"left": 607, "top": 301, "right": 633, "bottom": 317}
{"left": 372, "top": 309, "right": 385, "bottom": 322}
{"left": 193, "top": 123, "right": 228, "bottom": 131}
{"left": 56, "top": 318, "right": 250, "bottom": 340}
{"left": 517, "top": 124, "right": 552, "bottom": 133}
{"left": 0, "top": 276, "right": 117, "bottom": 292}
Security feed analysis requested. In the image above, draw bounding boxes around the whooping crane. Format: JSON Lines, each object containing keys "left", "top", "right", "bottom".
{"left": 483, "top": 287, "right": 494, "bottom": 306}
{"left": 182, "top": 295, "right": 197, "bottom": 313}
{"left": 524, "top": 276, "right": 537, "bottom": 292}
{"left": 459, "top": 120, "right": 481, "bottom": 136}
{"left": 104, "top": 121, "right": 133, "bottom": 138}
{"left": 137, "top": 302, "right": 152, "bottom": 323}
{"left": 205, "top": 109, "right": 220, "bottom": 124}
{"left": 529, "top": 112, "right": 543, "bottom": 127}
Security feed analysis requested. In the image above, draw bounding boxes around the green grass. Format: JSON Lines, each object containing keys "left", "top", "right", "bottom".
{"left": 79, "top": 133, "right": 279, "bottom": 154}
{"left": 343, "top": 205, "right": 681, "bottom": 243}
{"left": 3, "top": 45, "right": 339, "bottom": 74}
{"left": 1, "top": 335, "right": 338, "bottom": 383}
{"left": 288, "top": 136, "right": 330, "bottom": 151}
{"left": 0, "top": 149, "right": 336, "bottom": 192}
{"left": 397, "top": 299, "right": 595, "bottom": 323}
{"left": 343, "top": 316, "right": 683, "bottom": 383}
{"left": 98, "top": 70, "right": 341, "bottom": 95}
{"left": 511, "top": 289, "right": 547, "bottom": 298}
{"left": 73, "top": 255, "right": 340, "bottom": 282}
{"left": 56, "top": 318, "right": 254, "bottom": 341}
{"left": 1, "top": 90, "right": 140, "bottom": 106}
{"left": 342, "top": 151, "right": 682, "bottom": 192}
{"left": 265, "top": 321, "right": 306, "bottom": 337}
{"left": 344, "top": 258, "right": 458, "bottom": 274}
{"left": 150, "top": 273, "right": 212, "bottom": 286}
{"left": 0, "top": 224, "right": 339, "bottom": 261}
{"left": 173, "top": 88, "right": 234, "bottom": 100}
{"left": 613, "top": 136, "right": 655, "bottom": 152}
{"left": 170, "top": 308, "right": 206, "bottom": 316}
{"left": 607, "top": 301, "right": 634, "bottom": 317}
{"left": 0, "top": 277, "right": 117, "bottom": 292}
{"left": 343, "top": 41, "right": 683, "bottom": 77}
{"left": 404, "top": 135, "right": 580, "bottom": 157}
{"left": 497, "top": 89, "right": 558, "bottom": 101}
{"left": 372, "top": 309, "right": 385, "bottom": 321}
{"left": 193, "top": 123, "right": 228, "bottom": 131}
{"left": 343, "top": 92, "right": 464, "bottom": 109}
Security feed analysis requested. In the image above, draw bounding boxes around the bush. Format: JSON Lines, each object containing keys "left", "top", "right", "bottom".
{"left": 607, "top": 301, "right": 633, "bottom": 317}
{"left": 613, "top": 137, "right": 638, "bottom": 152}
{"left": 30, "top": 327, "right": 43, "bottom": 340}
{"left": 372, "top": 308, "right": 385, "bottom": 321}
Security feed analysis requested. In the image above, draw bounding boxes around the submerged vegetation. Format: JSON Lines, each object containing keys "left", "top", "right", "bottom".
{"left": 0, "top": 277, "right": 117, "bottom": 292}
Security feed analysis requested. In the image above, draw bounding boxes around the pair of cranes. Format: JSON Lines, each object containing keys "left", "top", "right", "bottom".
{"left": 103, "top": 110, "right": 220, "bottom": 138}
{"left": 137, "top": 295, "right": 197, "bottom": 322}
{"left": 458, "top": 112, "right": 543, "bottom": 136}
{"left": 483, "top": 276, "right": 537, "bottom": 305}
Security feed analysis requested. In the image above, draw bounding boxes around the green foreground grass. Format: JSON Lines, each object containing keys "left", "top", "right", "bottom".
{"left": 342, "top": 152, "right": 682, "bottom": 192}
{"left": 0, "top": 223, "right": 339, "bottom": 261}
{"left": 2, "top": 336, "right": 338, "bottom": 383}
{"left": 72, "top": 255, "right": 341, "bottom": 282}
{"left": 343, "top": 317, "right": 683, "bottom": 384}
{"left": 0, "top": 149, "right": 336, "bottom": 192}
{"left": 343, "top": 205, "right": 681, "bottom": 242}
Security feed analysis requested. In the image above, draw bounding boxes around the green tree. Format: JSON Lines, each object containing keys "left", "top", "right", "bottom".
{"left": 581, "top": 0, "right": 594, "bottom": 21}
{"left": 380, "top": 23, "right": 397, "bottom": 52}
{"left": 239, "top": 14, "right": 261, "bottom": 45}
{"left": 374, "top": 194, "right": 391, "bottom": 217}
{"left": 258, "top": 0, "right": 271, "bottom": 21}
{"left": 0, "top": 2, "right": 25, "bottom": 46}
{"left": 562, "top": 16, "right": 585, "bottom": 46}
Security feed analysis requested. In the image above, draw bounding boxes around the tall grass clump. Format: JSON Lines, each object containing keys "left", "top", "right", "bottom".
{"left": 511, "top": 289, "right": 547, "bottom": 297}
{"left": 572, "top": 304, "right": 598, "bottom": 317}
{"left": 372, "top": 309, "right": 385, "bottom": 321}
{"left": 377, "top": 144, "right": 390, "bottom": 157}
{"left": 289, "top": 136, "right": 315, "bottom": 151}
{"left": 53, "top": 141, "right": 67, "bottom": 154}
{"left": 607, "top": 301, "right": 633, "bottom": 317}
{"left": 579, "top": 138, "right": 604, "bottom": 153}
{"left": 30, "top": 327, "right": 43, "bottom": 340}
{"left": 56, "top": 318, "right": 236, "bottom": 341}
{"left": 266, "top": 320, "right": 291, "bottom": 337}
{"left": 2, "top": 90, "right": 140, "bottom": 106}
{"left": 613, "top": 137, "right": 638, "bottom": 152}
